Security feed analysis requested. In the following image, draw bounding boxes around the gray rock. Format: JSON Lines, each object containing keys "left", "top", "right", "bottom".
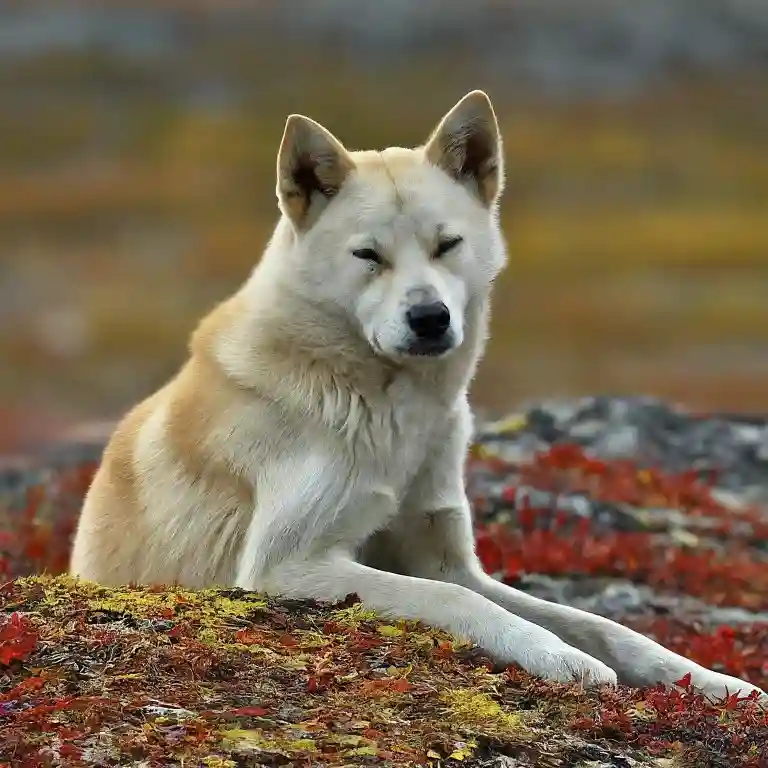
{"left": 589, "top": 425, "right": 641, "bottom": 459}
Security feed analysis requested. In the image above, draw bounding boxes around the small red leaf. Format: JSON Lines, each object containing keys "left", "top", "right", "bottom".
{"left": 389, "top": 678, "right": 414, "bottom": 693}
{"left": 230, "top": 706, "right": 269, "bottom": 716}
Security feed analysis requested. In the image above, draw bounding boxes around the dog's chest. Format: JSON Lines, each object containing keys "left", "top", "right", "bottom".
{"left": 352, "top": 387, "right": 450, "bottom": 494}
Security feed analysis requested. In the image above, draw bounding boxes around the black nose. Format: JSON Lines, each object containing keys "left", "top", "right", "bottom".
{"left": 406, "top": 301, "right": 451, "bottom": 340}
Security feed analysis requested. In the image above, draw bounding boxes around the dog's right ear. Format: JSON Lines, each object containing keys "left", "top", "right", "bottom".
{"left": 424, "top": 90, "right": 503, "bottom": 208}
{"left": 276, "top": 114, "right": 355, "bottom": 231}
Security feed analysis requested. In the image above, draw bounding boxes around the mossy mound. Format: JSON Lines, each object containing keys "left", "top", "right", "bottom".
{"left": 1, "top": 575, "right": 765, "bottom": 767}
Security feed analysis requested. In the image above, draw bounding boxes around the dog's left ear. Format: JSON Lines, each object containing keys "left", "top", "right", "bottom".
{"left": 276, "top": 114, "right": 356, "bottom": 230}
{"left": 424, "top": 90, "right": 504, "bottom": 208}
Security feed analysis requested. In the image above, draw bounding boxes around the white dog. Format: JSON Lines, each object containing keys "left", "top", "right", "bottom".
{"left": 70, "top": 90, "right": 766, "bottom": 703}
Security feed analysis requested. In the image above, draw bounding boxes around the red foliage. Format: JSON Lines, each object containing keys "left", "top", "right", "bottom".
{"left": 228, "top": 706, "right": 270, "bottom": 716}
{"left": 622, "top": 619, "right": 768, "bottom": 686}
{"left": 0, "top": 612, "right": 38, "bottom": 666}
{"left": 476, "top": 525, "right": 768, "bottom": 610}
{"left": 519, "top": 442, "right": 768, "bottom": 537}
{"left": 567, "top": 676, "right": 768, "bottom": 765}
{"left": 0, "top": 460, "right": 97, "bottom": 579}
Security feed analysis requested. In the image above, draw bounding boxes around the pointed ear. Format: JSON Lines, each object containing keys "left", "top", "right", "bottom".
{"left": 276, "top": 114, "right": 355, "bottom": 230}
{"left": 424, "top": 90, "right": 504, "bottom": 207}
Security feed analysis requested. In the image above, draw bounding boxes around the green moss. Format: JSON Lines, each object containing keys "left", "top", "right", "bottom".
{"left": 344, "top": 745, "right": 379, "bottom": 757}
{"left": 329, "top": 602, "right": 379, "bottom": 627}
{"left": 220, "top": 728, "right": 318, "bottom": 756}
{"left": 201, "top": 758, "right": 237, "bottom": 768}
{"left": 196, "top": 627, "right": 221, "bottom": 646}
{"left": 442, "top": 687, "right": 526, "bottom": 735}
{"left": 85, "top": 584, "right": 265, "bottom": 625}
{"left": 377, "top": 624, "right": 404, "bottom": 637}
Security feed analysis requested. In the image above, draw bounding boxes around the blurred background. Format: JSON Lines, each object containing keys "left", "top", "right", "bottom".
{"left": 1, "top": 0, "right": 768, "bottom": 452}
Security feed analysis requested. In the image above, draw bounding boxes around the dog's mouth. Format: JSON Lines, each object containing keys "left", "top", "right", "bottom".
{"left": 369, "top": 332, "right": 458, "bottom": 362}
{"left": 398, "top": 336, "right": 456, "bottom": 358}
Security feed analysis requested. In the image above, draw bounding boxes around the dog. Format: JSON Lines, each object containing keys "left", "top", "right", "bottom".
{"left": 70, "top": 90, "right": 766, "bottom": 703}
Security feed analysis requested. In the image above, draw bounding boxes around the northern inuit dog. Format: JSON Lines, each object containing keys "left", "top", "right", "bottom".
{"left": 70, "top": 90, "right": 765, "bottom": 702}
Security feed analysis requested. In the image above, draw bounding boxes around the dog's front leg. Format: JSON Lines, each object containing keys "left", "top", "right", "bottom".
{"left": 234, "top": 466, "right": 615, "bottom": 687}
{"left": 260, "top": 549, "right": 617, "bottom": 687}
{"left": 397, "top": 504, "right": 766, "bottom": 702}
{"left": 399, "top": 415, "right": 767, "bottom": 702}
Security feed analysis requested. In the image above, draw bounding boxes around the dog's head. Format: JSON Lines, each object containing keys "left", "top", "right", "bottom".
{"left": 275, "top": 90, "right": 507, "bottom": 362}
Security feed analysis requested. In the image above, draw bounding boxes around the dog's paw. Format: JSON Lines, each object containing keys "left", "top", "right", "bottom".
{"left": 681, "top": 670, "right": 767, "bottom": 706}
{"left": 517, "top": 642, "right": 618, "bottom": 688}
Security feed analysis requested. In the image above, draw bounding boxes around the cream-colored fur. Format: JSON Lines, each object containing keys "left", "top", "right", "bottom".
{"left": 70, "top": 91, "right": 766, "bottom": 702}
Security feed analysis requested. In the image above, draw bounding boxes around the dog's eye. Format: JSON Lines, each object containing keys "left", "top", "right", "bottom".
{"left": 434, "top": 236, "right": 463, "bottom": 258}
{"left": 352, "top": 248, "right": 383, "bottom": 265}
